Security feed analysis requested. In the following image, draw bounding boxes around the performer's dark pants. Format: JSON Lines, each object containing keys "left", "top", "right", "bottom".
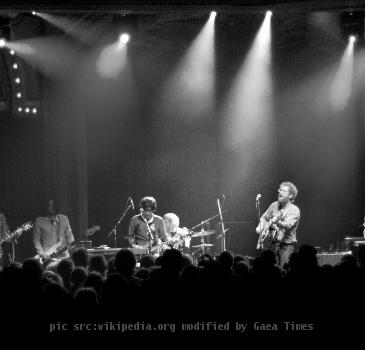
{"left": 271, "top": 242, "right": 296, "bottom": 269}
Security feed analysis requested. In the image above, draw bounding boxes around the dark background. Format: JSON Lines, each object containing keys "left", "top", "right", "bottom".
{"left": 0, "top": 9, "right": 364, "bottom": 261}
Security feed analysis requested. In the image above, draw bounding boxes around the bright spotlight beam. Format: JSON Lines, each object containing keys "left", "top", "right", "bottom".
{"left": 96, "top": 38, "right": 128, "bottom": 79}
{"left": 0, "top": 39, "right": 6, "bottom": 48}
{"left": 223, "top": 11, "right": 273, "bottom": 151}
{"left": 35, "top": 12, "right": 102, "bottom": 44}
{"left": 329, "top": 37, "right": 355, "bottom": 113}
{"left": 158, "top": 12, "right": 216, "bottom": 123}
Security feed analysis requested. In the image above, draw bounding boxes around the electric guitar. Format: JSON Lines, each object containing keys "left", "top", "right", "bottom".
{"left": 0, "top": 222, "right": 33, "bottom": 245}
{"left": 256, "top": 213, "right": 283, "bottom": 250}
{"left": 145, "top": 228, "right": 193, "bottom": 253}
{"left": 35, "top": 225, "right": 100, "bottom": 263}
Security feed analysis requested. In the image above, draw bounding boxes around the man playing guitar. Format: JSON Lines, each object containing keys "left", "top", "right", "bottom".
{"left": 33, "top": 199, "right": 74, "bottom": 262}
{"left": 256, "top": 182, "right": 300, "bottom": 269}
{"left": 128, "top": 196, "right": 167, "bottom": 252}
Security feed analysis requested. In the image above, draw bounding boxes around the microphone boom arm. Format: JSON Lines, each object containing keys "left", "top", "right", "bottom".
{"left": 107, "top": 199, "right": 134, "bottom": 248}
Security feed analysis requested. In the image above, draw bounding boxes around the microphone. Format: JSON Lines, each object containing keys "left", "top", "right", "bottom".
{"left": 256, "top": 194, "right": 262, "bottom": 202}
{"left": 129, "top": 197, "right": 134, "bottom": 209}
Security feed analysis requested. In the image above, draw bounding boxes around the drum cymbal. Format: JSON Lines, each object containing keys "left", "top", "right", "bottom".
{"left": 192, "top": 244, "right": 214, "bottom": 248}
{"left": 191, "top": 230, "right": 216, "bottom": 238}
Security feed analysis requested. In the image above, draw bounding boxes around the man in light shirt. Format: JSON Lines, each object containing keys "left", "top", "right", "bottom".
{"left": 163, "top": 213, "right": 191, "bottom": 252}
{"left": 256, "top": 182, "right": 300, "bottom": 269}
{"left": 33, "top": 199, "right": 74, "bottom": 261}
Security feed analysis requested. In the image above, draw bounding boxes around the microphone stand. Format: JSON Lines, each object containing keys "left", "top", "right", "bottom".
{"left": 107, "top": 201, "right": 134, "bottom": 249}
{"left": 217, "top": 198, "right": 227, "bottom": 252}
{"left": 189, "top": 210, "right": 228, "bottom": 256}
{"left": 256, "top": 198, "right": 261, "bottom": 223}
{"left": 140, "top": 214, "right": 154, "bottom": 253}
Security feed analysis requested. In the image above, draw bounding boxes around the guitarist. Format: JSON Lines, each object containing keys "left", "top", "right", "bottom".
{"left": 256, "top": 182, "right": 300, "bottom": 269}
{"left": 0, "top": 213, "right": 10, "bottom": 268}
{"left": 128, "top": 196, "right": 167, "bottom": 251}
{"left": 33, "top": 199, "right": 74, "bottom": 262}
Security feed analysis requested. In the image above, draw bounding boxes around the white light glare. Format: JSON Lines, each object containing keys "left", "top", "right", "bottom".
{"left": 119, "top": 34, "right": 130, "bottom": 44}
{"left": 15, "top": 77, "right": 21, "bottom": 84}
{"left": 10, "top": 50, "right": 15, "bottom": 55}
{"left": 32, "top": 11, "right": 36, "bottom": 15}
{"left": 210, "top": 11, "right": 217, "bottom": 18}
{"left": 0, "top": 39, "right": 6, "bottom": 48}
{"left": 12, "top": 63, "right": 18, "bottom": 69}
{"left": 32, "top": 108, "right": 37, "bottom": 114}
{"left": 266, "top": 10, "right": 273, "bottom": 18}
{"left": 349, "top": 35, "right": 356, "bottom": 44}
{"left": 25, "top": 108, "right": 30, "bottom": 113}
{"left": 16, "top": 92, "right": 21, "bottom": 98}
{"left": 17, "top": 107, "right": 22, "bottom": 112}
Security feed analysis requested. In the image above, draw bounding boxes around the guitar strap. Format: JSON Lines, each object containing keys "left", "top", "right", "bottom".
{"left": 56, "top": 214, "right": 61, "bottom": 243}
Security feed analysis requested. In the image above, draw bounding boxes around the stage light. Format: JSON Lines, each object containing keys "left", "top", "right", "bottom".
{"left": 32, "top": 11, "right": 36, "bottom": 16}
{"left": 15, "top": 77, "right": 21, "bottom": 84}
{"left": 340, "top": 11, "right": 365, "bottom": 41}
{"left": 330, "top": 35, "right": 355, "bottom": 112}
{"left": 0, "top": 39, "right": 6, "bottom": 48}
{"left": 119, "top": 33, "right": 130, "bottom": 44}
{"left": 159, "top": 8, "right": 216, "bottom": 123}
{"left": 16, "top": 92, "right": 21, "bottom": 98}
{"left": 17, "top": 107, "right": 22, "bottom": 112}
{"left": 25, "top": 107, "right": 30, "bottom": 113}
{"left": 210, "top": 11, "right": 217, "bottom": 18}
{"left": 32, "top": 108, "right": 37, "bottom": 114}
{"left": 12, "top": 63, "right": 18, "bottom": 69}
{"left": 10, "top": 50, "right": 15, "bottom": 55}
{"left": 266, "top": 10, "right": 273, "bottom": 17}
{"left": 223, "top": 9, "right": 273, "bottom": 151}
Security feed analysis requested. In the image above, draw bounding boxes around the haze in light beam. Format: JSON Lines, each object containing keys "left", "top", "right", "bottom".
{"left": 96, "top": 41, "right": 128, "bottom": 79}
{"left": 5, "top": 37, "right": 80, "bottom": 77}
{"left": 36, "top": 12, "right": 102, "bottom": 44}
{"left": 223, "top": 12, "right": 272, "bottom": 152}
{"left": 329, "top": 38, "right": 355, "bottom": 113}
{"left": 160, "top": 13, "right": 215, "bottom": 122}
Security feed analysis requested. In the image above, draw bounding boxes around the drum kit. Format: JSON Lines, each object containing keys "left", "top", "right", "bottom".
{"left": 169, "top": 228, "right": 216, "bottom": 261}
{"left": 190, "top": 229, "right": 215, "bottom": 249}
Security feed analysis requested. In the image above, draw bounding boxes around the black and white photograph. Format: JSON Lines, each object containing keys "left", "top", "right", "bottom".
{"left": 0, "top": 0, "right": 364, "bottom": 339}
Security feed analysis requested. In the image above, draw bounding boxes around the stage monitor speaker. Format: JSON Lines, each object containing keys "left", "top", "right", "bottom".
{"left": 77, "top": 241, "right": 92, "bottom": 249}
{"left": 317, "top": 252, "right": 352, "bottom": 266}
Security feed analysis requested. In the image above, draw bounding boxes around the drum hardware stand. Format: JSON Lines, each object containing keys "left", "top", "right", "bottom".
{"left": 190, "top": 210, "right": 228, "bottom": 257}
{"left": 189, "top": 210, "right": 228, "bottom": 232}
{"left": 217, "top": 196, "right": 228, "bottom": 252}
{"left": 107, "top": 198, "right": 134, "bottom": 248}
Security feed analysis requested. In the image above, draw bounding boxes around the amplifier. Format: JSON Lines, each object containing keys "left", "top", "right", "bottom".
{"left": 77, "top": 241, "right": 92, "bottom": 249}
{"left": 316, "top": 252, "right": 352, "bottom": 266}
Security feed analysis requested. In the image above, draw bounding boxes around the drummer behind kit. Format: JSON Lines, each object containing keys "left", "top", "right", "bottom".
{"left": 140, "top": 228, "right": 217, "bottom": 256}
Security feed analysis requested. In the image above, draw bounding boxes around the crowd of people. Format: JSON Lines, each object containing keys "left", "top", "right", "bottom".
{"left": 0, "top": 245, "right": 364, "bottom": 336}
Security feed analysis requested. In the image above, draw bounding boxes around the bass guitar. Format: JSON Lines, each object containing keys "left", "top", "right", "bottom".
{"left": 35, "top": 225, "right": 100, "bottom": 263}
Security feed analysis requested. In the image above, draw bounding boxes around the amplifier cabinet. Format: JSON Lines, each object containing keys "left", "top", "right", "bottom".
{"left": 316, "top": 252, "right": 352, "bottom": 266}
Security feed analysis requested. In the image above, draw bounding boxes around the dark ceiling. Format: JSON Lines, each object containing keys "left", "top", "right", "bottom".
{"left": 0, "top": 0, "right": 365, "bottom": 14}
